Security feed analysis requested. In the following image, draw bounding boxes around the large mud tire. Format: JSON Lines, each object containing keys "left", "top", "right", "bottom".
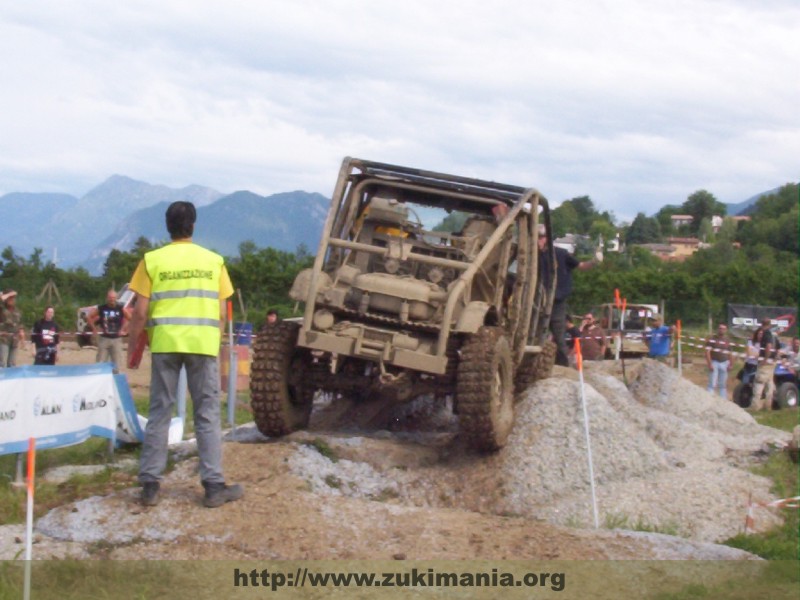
{"left": 733, "top": 382, "right": 752, "bottom": 409}
{"left": 775, "top": 382, "right": 799, "bottom": 409}
{"left": 249, "top": 321, "right": 314, "bottom": 437}
{"left": 514, "top": 339, "right": 557, "bottom": 396}
{"left": 457, "top": 326, "right": 514, "bottom": 451}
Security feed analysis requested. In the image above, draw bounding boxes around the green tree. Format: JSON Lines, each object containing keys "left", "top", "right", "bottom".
{"left": 432, "top": 211, "right": 468, "bottom": 233}
{"left": 550, "top": 203, "right": 578, "bottom": 237}
{"left": 655, "top": 205, "right": 682, "bottom": 236}
{"left": 716, "top": 217, "right": 738, "bottom": 245}
{"left": 751, "top": 183, "right": 798, "bottom": 219}
{"left": 570, "top": 196, "right": 597, "bottom": 233}
{"left": 102, "top": 237, "right": 155, "bottom": 287}
{"left": 737, "top": 183, "right": 798, "bottom": 254}
{"left": 625, "top": 213, "right": 661, "bottom": 244}
{"left": 697, "top": 217, "right": 714, "bottom": 243}
{"left": 681, "top": 190, "right": 726, "bottom": 234}
{"left": 588, "top": 219, "right": 617, "bottom": 250}
{"left": 551, "top": 196, "right": 614, "bottom": 237}
{"left": 226, "top": 242, "right": 314, "bottom": 315}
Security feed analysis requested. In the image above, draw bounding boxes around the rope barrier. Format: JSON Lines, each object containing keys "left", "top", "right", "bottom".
{"left": 744, "top": 494, "right": 800, "bottom": 533}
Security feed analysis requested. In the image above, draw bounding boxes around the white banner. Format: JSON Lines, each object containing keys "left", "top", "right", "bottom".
{"left": 0, "top": 363, "right": 144, "bottom": 455}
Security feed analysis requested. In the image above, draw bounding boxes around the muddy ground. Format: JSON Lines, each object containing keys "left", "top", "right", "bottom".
{"left": 1, "top": 342, "right": 792, "bottom": 563}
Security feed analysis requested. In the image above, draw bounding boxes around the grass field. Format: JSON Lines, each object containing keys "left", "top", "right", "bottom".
{"left": 723, "top": 408, "right": 799, "bottom": 560}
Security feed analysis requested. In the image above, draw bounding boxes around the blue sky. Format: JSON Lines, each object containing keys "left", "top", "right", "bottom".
{"left": 1, "top": 0, "right": 797, "bottom": 222}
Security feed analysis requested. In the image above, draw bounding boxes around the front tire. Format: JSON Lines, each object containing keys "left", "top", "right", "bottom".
{"left": 249, "top": 321, "right": 314, "bottom": 437}
{"left": 775, "top": 382, "right": 799, "bottom": 409}
{"left": 457, "top": 326, "right": 514, "bottom": 451}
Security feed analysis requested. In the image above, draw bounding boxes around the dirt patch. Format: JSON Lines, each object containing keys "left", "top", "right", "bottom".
{"left": 3, "top": 347, "right": 791, "bottom": 561}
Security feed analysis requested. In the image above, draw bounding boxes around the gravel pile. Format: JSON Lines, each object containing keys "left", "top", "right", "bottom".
{"left": 500, "top": 360, "right": 790, "bottom": 540}
{"left": 287, "top": 359, "right": 791, "bottom": 543}
{"left": 288, "top": 442, "right": 401, "bottom": 500}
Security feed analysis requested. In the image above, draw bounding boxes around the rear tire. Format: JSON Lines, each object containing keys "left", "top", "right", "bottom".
{"left": 457, "top": 326, "right": 514, "bottom": 451}
{"left": 775, "top": 382, "right": 799, "bottom": 409}
{"left": 76, "top": 325, "right": 94, "bottom": 348}
{"left": 514, "top": 339, "right": 556, "bottom": 396}
{"left": 733, "top": 382, "right": 752, "bottom": 408}
{"left": 249, "top": 321, "right": 314, "bottom": 437}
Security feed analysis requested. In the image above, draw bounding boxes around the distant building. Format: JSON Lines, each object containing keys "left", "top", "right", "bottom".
{"left": 670, "top": 214, "right": 694, "bottom": 228}
{"left": 635, "top": 237, "right": 703, "bottom": 262}
{"left": 711, "top": 215, "right": 723, "bottom": 233}
{"left": 555, "top": 232, "right": 620, "bottom": 255}
{"left": 553, "top": 233, "right": 581, "bottom": 254}
{"left": 637, "top": 243, "right": 677, "bottom": 261}
{"left": 667, "top": 237, "right": 701, "bottom": 259}
{"left": 607, "top": 233, "right": 621, "bottom": 253}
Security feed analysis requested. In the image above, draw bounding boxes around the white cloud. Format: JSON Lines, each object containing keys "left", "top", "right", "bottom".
{"left": 0, "top": 0, "right": 797, "bottom": 220}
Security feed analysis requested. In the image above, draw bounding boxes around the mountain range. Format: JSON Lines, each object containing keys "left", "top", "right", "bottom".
{"left": 0, "top": 176, "right": 329, "bottom": 274}
{"left": 0, "top": 176, "right": 780, "bottom": 275}
{"left": 724, "top": 186, "right": 783, "bottom": 216}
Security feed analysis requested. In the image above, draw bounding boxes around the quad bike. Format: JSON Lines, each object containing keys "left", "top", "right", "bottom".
{"left": 733, "top": 362, "right": 798, "bottom": 409}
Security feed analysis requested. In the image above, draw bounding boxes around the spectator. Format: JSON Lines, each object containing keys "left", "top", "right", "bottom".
{"left": 88, "top": 289, "right": 132, "bottom": 373}
{"left": 537, "top": 225, "right": 601, "bottom": 366}
{"left": 751, "top": 319, "right": 776, "bottom": 410}
{"left": 580, "top": 312, "right": 607, "bottom": 361}
{"left": 787, "top": 337, "right": 800, "bottom": 375}
{"left": 31, "top": 306, "right": 60, "bottom": 365}
{"left": 645, "top": 314, "right": 673, "bottom": 363}
{"left": 0, "top": 290, "right": 25, "bottom": 368}
{"left": 127, "top": 200, "right": 243, "bottom": 508}
{"left": 265, "top": 309, "right": 279, "bottom": 326}
{"left": 743, "top": 330, "right": 761, "bottom": 382}
{"left": 705, "top": 323, "right": 732, "bottom": 398}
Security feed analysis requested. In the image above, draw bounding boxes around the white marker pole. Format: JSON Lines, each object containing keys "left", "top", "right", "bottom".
{"left": 575, "top": 339, "right": 600, "bottom": 529}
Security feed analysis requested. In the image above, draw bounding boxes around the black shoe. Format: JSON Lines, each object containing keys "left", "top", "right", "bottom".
{"left": 202, "top": 482, "right": 243, "bottom": 508}
{"left": 141, "top": 481, "right": 160, "bottom": 506}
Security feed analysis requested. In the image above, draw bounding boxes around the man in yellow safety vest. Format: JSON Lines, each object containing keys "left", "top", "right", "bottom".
{"left": 127, "top": 201, "right": 243, "bottom": 508}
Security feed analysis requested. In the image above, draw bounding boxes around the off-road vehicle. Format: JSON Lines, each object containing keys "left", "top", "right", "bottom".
{"left": 590, "top": 302, "right": 659, "bottom": 358}
{"left": 250, "top": 158, "right": 556, "bottom": 450}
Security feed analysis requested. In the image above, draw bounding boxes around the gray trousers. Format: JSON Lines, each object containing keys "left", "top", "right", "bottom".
{"left": 96, "top": 336, "right": 123, "bottom": 372}
{"left": 0, "top": 341, "right": 17, "bottom": 367}
{"left": 139, "top": 353, "right": 225, "bottom": 485}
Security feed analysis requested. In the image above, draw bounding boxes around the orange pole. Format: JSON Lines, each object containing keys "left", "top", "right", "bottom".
{"left": 575, "top": 337, "right": 583, "bottom": 372}
{"left": 27, "top": 437, "right": 35, "bottom": 494}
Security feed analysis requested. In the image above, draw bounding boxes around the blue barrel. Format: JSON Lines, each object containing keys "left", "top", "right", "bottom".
{"left": 234, "top": 322, "right": 253, "bottom": 346}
